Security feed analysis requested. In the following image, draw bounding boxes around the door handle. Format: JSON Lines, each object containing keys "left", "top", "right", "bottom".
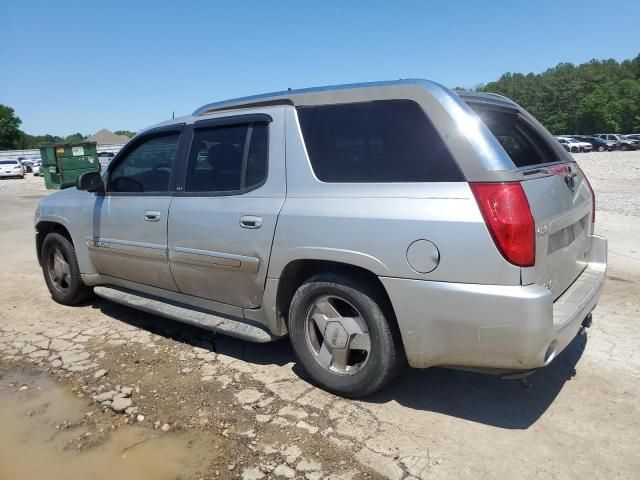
{"left": 240, "top": 216, "right": 262, "bottom": 229}
{"left": 144, "top": 211, "right": 161, "bottom": 222}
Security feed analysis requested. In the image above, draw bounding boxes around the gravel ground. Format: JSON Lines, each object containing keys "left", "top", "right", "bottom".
{"left": 0, "top": 151, "right": 639, "bottom": 479}
{"left": 0, "top": 173, "right": 47, "bottom": 194}
{"left": 574, "top": 150, "right": 640, "bottom": 218}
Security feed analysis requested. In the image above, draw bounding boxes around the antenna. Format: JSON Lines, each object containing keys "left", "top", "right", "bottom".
{"left": 172, "top": 111, "right": 175, "bottom": 119}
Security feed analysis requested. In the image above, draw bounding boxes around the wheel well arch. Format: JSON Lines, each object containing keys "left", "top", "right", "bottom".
{"left": 36, "top": 221, "right": 73, "bottom": 265}
{"left": 275, "top": 259, "right": 398, "bottom": 330}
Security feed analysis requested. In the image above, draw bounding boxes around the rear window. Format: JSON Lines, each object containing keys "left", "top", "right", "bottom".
{"left": 297, "top": 100, "right": 463, "bottom": 183}
{"left": 0, "top": 160, "right": 18, "bottom": 165}
{"left": 467, "top": 104, "right": 562, "bottom": 168}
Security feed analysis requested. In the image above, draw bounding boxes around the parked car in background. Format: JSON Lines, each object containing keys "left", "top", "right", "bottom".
{"left": 556, "top": 136, "right": 588, "bottom": 152}
{"left": 97, "top": 151, "right": 115, "bottom": 169}
{"left": 573, "top": 135, "right": 614, "bottom": 152}
{"left": 32, "top": 161, "right": 43, "bottom": 176}
{"left": 35, "top": 80, "right": 607, "bottom": 396}
{"left": 622, "top": 135, "right": 640, "bottom": 148}
{"left": 625, "top": 134, "right": 640, "bottom": 142}
{"left": 570, "top": 137, "right": 592, "bottom": 152}
{"left": 596, "top": 134, "right": 637, "bottom": 151}
{"left": 20, "top": 159, "right": 33, "bottom": 172}
{"left": 0, "top": 159, "right": 25, "bottom": 178}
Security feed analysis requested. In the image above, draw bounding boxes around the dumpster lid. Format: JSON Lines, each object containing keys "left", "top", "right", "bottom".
{"left": 40, "top": 141, "right": 97, "bottom": 148}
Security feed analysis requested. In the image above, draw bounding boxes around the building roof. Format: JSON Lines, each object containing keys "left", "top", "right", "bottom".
{"left": 86, "top": 129, "right": 131, "bottom": 145}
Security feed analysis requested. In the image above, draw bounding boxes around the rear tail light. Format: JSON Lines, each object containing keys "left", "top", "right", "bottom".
{"left": 470, "top": 182, "right": 535, "bottom": 267}
{"left": 580, "top": 170, "right": 596, "bottom": 224}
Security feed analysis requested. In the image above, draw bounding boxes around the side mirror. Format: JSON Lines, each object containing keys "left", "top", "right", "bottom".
{"left": 76, "top": 172, "right": 104, "bottom": 192}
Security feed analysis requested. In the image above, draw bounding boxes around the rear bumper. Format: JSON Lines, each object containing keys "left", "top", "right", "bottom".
{"left": 382, "top": 235, "right": 607, "bottom": 370}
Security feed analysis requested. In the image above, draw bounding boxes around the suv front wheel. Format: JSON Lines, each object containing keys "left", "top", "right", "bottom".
{"left": 41, "top": 232, "right": 93, "bottom": 305}
{"left": 288, "top": 274, "right": 404, "bottom": 397}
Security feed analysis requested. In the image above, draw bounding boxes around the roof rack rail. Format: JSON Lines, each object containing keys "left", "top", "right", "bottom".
{"left": 192, "top": 79, "right": 435, "bottom": 116}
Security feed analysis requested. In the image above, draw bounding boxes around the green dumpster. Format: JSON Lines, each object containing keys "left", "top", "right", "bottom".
{"left": 39, "top": 142, "right": 101, "bottom": 190}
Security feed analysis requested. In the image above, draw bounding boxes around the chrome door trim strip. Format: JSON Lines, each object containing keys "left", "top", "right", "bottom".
{"left": 169, "top": 246, "right": 260, "bottom": 273}
{"left": 86, "top": 237, "right": 167, "bottom": 260}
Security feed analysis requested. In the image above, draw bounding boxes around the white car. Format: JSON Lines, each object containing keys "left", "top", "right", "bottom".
{"left": 32, "top": 162, "right": 43, "bottom": 176}
{"left": 569, "top": 137, "right": 593, "bottom": 152}
{"left": 0, "top": 160, "right": 25, "bottom": 178}
{"left": 556, "top": 136, "right": 591, "bottom": 153}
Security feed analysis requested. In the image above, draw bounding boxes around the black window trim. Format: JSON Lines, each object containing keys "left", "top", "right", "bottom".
{"left": 103, "top": 123, "right": 187, "bottom": 197}
{"left": 175, "top": 116, "right": 270, "bottom": 197}
{"left": 193, "top": 113, "right": 272, "bottom": 129}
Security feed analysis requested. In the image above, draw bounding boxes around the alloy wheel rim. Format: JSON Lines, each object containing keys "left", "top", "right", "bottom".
{"left": 304, "top": 295, "right": 371, "bottom": 376}
{"left": 48, "top": 247, "right": 71, "bottom": 293}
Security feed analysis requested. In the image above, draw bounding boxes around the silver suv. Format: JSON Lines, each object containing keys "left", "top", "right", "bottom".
{"left": 596, "top": 133, "right": 637, "bottom": 151}
{"left": 35, "top": 80, "right": 607, "bottom": 397}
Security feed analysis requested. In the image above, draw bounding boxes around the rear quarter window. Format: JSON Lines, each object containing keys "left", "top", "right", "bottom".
{"left": 297, "top": 100, "right": 463, "bottom": 183}
{"left": 467, "top": 103, "right": 563, "bottom": 168}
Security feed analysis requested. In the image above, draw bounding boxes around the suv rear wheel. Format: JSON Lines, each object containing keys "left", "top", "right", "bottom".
{"left": 41, "top": 232, "right": 93, "bottom": 305}
{"left": 288, "top": 274, "right": 404, "bottom": 397}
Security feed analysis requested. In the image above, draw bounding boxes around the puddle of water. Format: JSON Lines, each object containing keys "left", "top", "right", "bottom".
{"left": 0, "top": 369, "right": 223, "bottom": 480}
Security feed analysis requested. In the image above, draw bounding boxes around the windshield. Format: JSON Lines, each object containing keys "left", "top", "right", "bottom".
{"left": 0, "top": 161, "right": 18, "bottom": 165}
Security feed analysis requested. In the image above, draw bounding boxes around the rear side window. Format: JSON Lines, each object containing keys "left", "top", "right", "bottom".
{"left": 467, "top": 104, "right": 561, "bottom": 168}
{"left": 185, "top": 123, "right": 268, "bottom": 193}
{"left": 297, "top": 100, "right": 463, "bottom": 183}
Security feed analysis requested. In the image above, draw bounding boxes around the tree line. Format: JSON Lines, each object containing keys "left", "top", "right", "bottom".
{"left": 475, "top": 54, "right": 640, "bottom": 135}
{"left": 0, "top": 105, "right": 135, "bottom": 150}
{"left": 2, "top": 54, "right": 639, "bottom": 150}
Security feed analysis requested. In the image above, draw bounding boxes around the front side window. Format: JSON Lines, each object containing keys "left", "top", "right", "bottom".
{"left": 185, "top": 123, "right": 268, "bottom": 193}
{"left": 296, "top": 100, "right": 463, "bottom": 183}
{"left": 108, "top": 134, "right": 178, "bottom": 193}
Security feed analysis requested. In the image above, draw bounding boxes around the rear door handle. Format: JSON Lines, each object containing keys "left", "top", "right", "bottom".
{"left": 240, "top": 216, "right": 262, "bottom": 229}
{"left": 144, "top": 211, "right": 161, "bottom": 222}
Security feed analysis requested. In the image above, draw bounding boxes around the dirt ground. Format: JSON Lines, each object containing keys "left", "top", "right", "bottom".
{"left": 1, "top": 151, "right": 639, "bottom": 480}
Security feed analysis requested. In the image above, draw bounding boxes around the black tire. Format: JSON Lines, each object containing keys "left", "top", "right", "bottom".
{"left": 571, "top": 147, "right": 578, "bottom": 153}
{"left": 621, "top": 144, "right": 628, "bottom": 151}
{"left": 598, "top": 146, "right": 605, "bottom": 152}
{"left": 41, "top": 232, "right": 93, "bottom": 305}
{"left": 288, "top": 274, "right": 405, "bottom": 397}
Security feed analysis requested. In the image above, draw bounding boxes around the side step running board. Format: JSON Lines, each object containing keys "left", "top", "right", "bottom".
{"left": 94, "top": 286, "right": 275, "bottom": 343}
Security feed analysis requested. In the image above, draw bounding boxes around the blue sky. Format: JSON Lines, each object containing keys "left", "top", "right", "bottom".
{"left": 1, "top": 0, "right": 638, "bottom": 136}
